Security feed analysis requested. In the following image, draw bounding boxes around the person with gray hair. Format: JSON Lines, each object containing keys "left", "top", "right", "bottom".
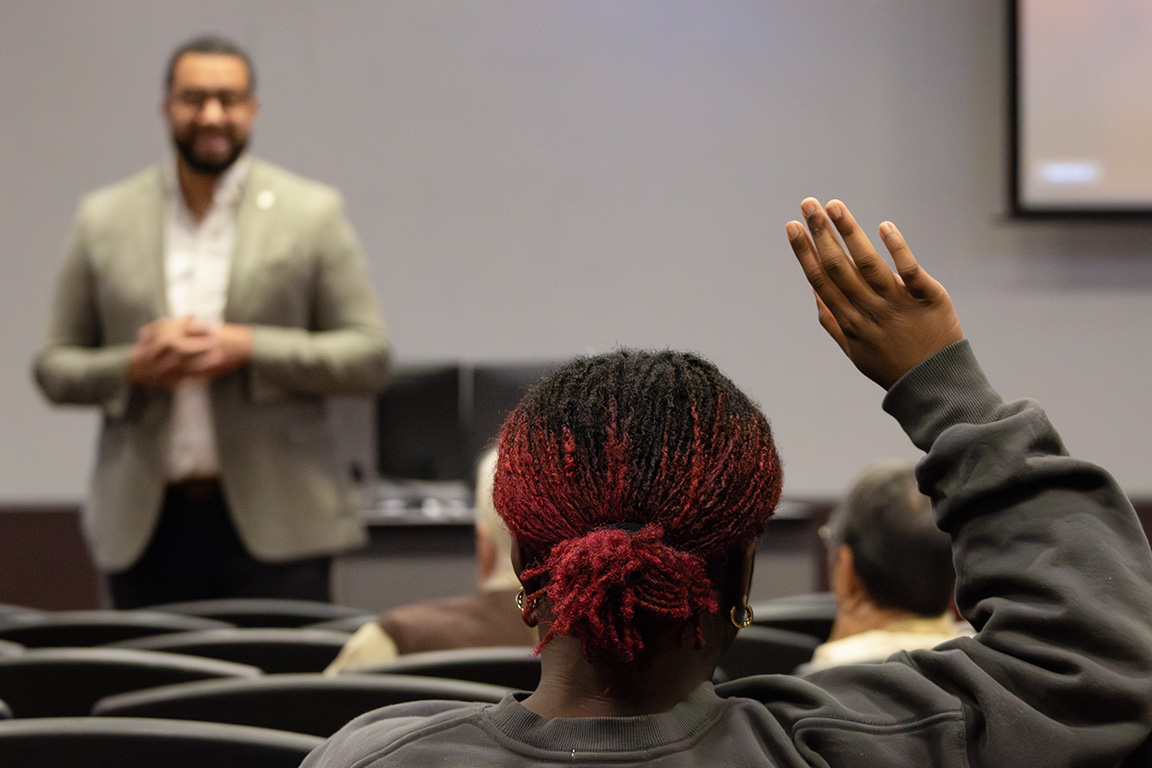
{"left": 803, "top": 460, "right": 969, "bottom": 672}
{"left": 325, "top": 447, "right": 535, "bottom": 673}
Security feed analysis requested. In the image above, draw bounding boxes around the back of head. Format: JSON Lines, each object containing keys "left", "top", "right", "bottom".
{"left": 493, "top": 349, "right": 783, "bottom": 665}
{"left": 827, "top": 460, "right": 954, "bottom": 616}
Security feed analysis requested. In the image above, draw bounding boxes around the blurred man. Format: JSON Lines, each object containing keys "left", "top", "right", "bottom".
{"left": 803, "top": 460, "right": 969, "bottom": 672}
{"left": 34, "top": 34, "right": 390, "bottom": 607}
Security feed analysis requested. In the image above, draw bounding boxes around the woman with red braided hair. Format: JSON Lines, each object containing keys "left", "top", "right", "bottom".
{"left": 313, "top": 348, "right": 784, "bottom": 746}
{"left": 303, "top": 199, "right": 1152, "bottom": 767}
{"left": 492, "top": 348, "right": 782, "bottom": 712}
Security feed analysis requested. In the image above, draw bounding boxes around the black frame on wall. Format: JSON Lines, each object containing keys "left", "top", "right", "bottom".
{"left": 1009, "top": 0, "right": 1152, "bottom": 219}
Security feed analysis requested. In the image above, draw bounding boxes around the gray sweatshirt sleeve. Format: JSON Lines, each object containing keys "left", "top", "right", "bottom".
{"left": 882, "top": 339, "right": 1152, "bottom": 766}
{"left": 724, "top": 340, "right": 1152, "bottom": 767}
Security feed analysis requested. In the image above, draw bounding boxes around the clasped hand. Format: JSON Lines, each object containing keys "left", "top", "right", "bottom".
{"left": 786, "top": 198, "right": 963, "bottom": 389}
{"left": 128, "top": 316, "right": 253, "bottom": 389}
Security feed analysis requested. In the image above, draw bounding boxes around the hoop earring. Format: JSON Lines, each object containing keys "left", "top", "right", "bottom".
{"left": 730, "top": 603, "right": 753, "bottom": 629}
{"left": 515, "top": 587, "right": 526, "bottom": 610}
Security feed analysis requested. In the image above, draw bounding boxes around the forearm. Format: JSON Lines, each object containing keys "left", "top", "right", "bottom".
{"left": 34, "top": 343, "right": 133, "bottom": 412}
{"left": 242, "top": 194, "right": 392, "bottom": 399}
{"left": 782, "top": 198, "right": 1152, "bottom": 763}
{"left": 247, "top": 324, "right": 391, "bottom": 400}
{"left": 34, "top": 209, "right": 140, "bottom": 413}
{"left": 887, "top": 340, "right": 1152, "bottom": 761}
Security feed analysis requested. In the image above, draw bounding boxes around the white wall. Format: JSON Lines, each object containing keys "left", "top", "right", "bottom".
{"left": 3, "top": 0, "right": 1151, "bottom": 503}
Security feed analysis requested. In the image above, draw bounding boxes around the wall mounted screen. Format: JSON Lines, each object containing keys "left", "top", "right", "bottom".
{"left": 1012, "top": 0, "right": 1152, "bottom": 217}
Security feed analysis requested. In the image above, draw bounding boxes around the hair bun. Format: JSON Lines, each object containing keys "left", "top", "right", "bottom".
{"left": 522, "top": 525, "right": 719, "bottom": 663}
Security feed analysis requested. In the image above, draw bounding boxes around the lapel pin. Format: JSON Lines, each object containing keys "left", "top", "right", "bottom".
{"left": 256, "top": 190, "right": 275, "bottom": 210}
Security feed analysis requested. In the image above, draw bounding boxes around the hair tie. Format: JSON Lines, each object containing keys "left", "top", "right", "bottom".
{"left": 604, "top": 522, "right": 644, "bottom": 535}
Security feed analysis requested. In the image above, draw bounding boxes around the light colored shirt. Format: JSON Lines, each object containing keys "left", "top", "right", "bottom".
{"left": 162, "top": 157, "right": 249, "bottom": 481}
{"left": 802, "top": 614, "right": 973, "bottom": 673}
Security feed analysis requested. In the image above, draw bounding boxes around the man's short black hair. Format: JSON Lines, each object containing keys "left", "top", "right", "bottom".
{"left": 165, "top": 34, "right": 256, "bottom": 93}
{"left": 826, "top": 460, "right": 955, "bottom": 616}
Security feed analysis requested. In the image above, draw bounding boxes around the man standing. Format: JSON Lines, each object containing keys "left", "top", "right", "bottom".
{"left": 34, "top": 35, "right": 391, "bottom": 608}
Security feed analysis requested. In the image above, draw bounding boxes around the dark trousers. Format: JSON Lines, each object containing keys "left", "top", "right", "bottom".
{"left": 106, "top": 480, "right": 333, "bottom": 609}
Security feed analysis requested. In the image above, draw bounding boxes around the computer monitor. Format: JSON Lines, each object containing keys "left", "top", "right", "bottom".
{"left": 375, "top": 364, "right": 469, "bottom": 484}
{"left": 375, "top": 361, "right": 562, "bottom": 488}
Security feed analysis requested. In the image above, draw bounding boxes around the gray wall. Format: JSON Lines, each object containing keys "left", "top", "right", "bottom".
{"left": 4, "top": 1, "right": 1151, "bottom": 504}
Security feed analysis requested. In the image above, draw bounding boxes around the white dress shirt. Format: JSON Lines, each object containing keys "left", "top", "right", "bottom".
{"left": 162, "top": 157, "right": 249, "bottom": 481}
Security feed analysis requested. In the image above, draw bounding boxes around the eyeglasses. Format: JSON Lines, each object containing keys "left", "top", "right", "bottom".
{"left": 818, "top": 523, "right": 843, "bottom": 548}
{"left": 171, "top": 89, "right": 252, "bottom": 111}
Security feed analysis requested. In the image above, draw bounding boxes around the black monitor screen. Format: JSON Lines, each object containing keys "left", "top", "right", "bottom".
{"left": 469, "top": 362, "right": 561, "bottom": 462}
{"left": 375, "top": 362, "right": 561, "bottom": 487}
{"left": 376, "top": 364, "right": 469, "bottom": 483}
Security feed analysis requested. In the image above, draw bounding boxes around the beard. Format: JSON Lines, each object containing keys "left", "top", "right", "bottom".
{"left": 172, "top": 127, "right": 249, "bottom": 176}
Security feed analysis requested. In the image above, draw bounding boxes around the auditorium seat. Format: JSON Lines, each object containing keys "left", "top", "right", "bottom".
{"left": 147, "top": 598, "right": 371, "bottom": 629}
{"left": 354, "top": 645, "right": 541, "bottom": 691}
{"left": 93, "top": 672, "right": 510, "bottom": 736}
{"left": 0, "top": 717, "right": 321, "bottom": 768}
{"left": 0, "top": 610, "right": 231, "bottom": 648}
{"left": 748, "top": 592, "right": 837, "bottom": 641}
{"left": 0, "top": 646, "right": 259, "bottom": 717}
{"left": 714, "top": 625, "right": 821, "bottom": 681}
{"left": 108, "top": 627, "right": 353, "bottom": 674}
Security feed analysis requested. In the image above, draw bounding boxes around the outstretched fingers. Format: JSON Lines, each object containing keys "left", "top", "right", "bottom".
{"left": 796, "top": 198, "right": 900, "bottom": 306}
{"left": 786, "top": 217, "right": 843, "bottom": 303}
{"left": 788, "top": 217, "right": 854, "bottom": 357}
{"left": 785, "top": 197, "right": 964, "bottom": 389}
{"left": 878, "top": 221, "right": 942, "bottom": 302}
{"left": 798, "top": 198, "right": 858, "bottom": 295}
{"left": 825, "top": 200, "right": 900, "bottom": 296}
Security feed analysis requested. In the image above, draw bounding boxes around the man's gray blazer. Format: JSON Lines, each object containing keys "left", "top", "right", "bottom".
{"left": 34, "top": 158, "right": 391, "bottom": 571}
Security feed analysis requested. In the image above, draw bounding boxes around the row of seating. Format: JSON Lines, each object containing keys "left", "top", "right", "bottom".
{"left": 0, "top": 595, "right": 837, "bottom": 764}
{"left": 0, "top": 592, "right": 834, "bottom": 658}
{"left": 0, "top": 597, "right": 372, "bottom": 644}
{"left": 0, "top": 645, "right": 537, "bottom": 721}
{"left": 0, "top": 716, "right": 322, "bottom": 767}
{"left": 0, "top": 599, "right": 512, "bottom": 766}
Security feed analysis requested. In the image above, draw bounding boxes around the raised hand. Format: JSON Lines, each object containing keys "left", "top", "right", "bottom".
{"left": 786, "top": 198, "right": 963, "bottom": 389}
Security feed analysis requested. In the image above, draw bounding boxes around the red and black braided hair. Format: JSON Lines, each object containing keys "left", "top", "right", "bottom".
{"left": 493, "top": 349, "right": 783, "bottom": 665}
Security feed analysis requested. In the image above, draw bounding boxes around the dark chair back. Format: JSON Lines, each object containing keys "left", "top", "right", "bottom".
{"left": 1121, "top": 733, "right": 1152, "bottom": 767}
{"left": 147, "top": 598, "right": 371, "bottom": 629}
{"left": 0, "top": 717, "right": 321, "bottom": 768}
{"left": 306, "top": 614, "right": 374, "bottom": 633}
{"left": 356, "top": 646, "right": 541, "bottom": 691}
{"left": 748, "top": 592, "right": 837, "bottom": 641}
{"left": 0, "top": 610, "right": 232, "bottom": 648}
{"left": 0, "top": 647, "right": 259, "bottom": 717}
{"left": 109, "top": 627, "right": 353, "bottom": 673}
{"left": 93, "top": 672, "right": 511, "bottom": 736}
{"left": 715, "top": 626, "right": 821, "bottom": 681}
